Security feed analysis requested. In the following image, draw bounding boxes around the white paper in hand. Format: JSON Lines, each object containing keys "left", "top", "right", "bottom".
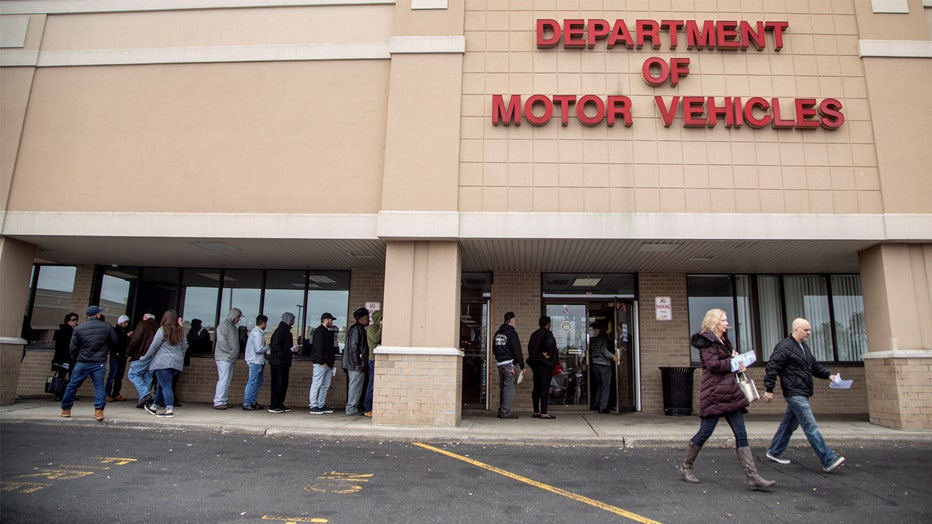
{"left": 830, "top": 373, "right": 853, "bottom": 389}
{"left": 730, "top": 351, "right": 757, "bottom": 372}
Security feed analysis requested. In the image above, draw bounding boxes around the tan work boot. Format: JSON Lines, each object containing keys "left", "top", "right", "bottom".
{"left": 60, "top": 409, "right": 71, "bottom": 418}
{"left": 94, "top": 408, "right": 105, "bottom": 421}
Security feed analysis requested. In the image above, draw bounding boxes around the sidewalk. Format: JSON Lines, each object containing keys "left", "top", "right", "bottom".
{"left": 3, "top": 397, "right": 931, "bottom": 449}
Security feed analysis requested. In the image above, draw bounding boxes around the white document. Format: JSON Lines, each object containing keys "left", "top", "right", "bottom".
{"left": 830, "top": 373, "right": 853, "bottom": 389}
{"left": 730, "top": 351, "right": 757, "bottom": 372}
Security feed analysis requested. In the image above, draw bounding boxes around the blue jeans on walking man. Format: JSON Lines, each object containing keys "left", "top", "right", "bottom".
{"left": 244, "top": 363, "right": 264, "bottom": 407}
{"left": 61, "top": 361, "right": 107, "bottom": 410}
{"left": 767, "top": 395, "right": 840, "bottom": 468}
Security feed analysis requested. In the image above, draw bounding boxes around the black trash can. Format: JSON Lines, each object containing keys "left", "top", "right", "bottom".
{"left": 660, "top": 366, "right": 696, "bottom": 416}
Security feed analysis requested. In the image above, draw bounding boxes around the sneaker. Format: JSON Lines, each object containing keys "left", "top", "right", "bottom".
{"left": 242, "top": 404, "right": 259, "bottom": 411}
{"left": 321, "top": 406, "right": 334, "bottom": 414}
{"left": 136, "top": 393, "right": 153, "bottom": 409}
{"left": 60, "top": 409, "right": 71, "bottom": 418}
{"left": 766, "top": 452, "right": 791, "bottom": 465}
{"left": 213, "top": 404, "right": 228, "bottom": 410}
{"left": 498, "top": 414, "right": 519, "bottom": 419}
{"left": 157, "top": 411, "right": 174, "bottom": 418}
{"left": 144, "top": 404, "right": 158, "bottom": 415}
{"left": 309, "top": 407, "right": 324, "bottom": 415}
{"left": 94, "top": 408, "right": 105, "bottom": 421}
{"left": 282, "top": 406, "right": 293, "bottom": 413}
{"left": 268, "top": 407, "right": 285, "bottom": 413}
{"left": 824, "top": 456, "right": 845, "bottom": 473}
{"left": 251, "top": 403, "right": 264, "bottom": 410}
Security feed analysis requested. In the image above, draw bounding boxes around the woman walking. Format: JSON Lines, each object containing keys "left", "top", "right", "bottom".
{"left": 139, "top": 310, "right": 187, "bottom": 418}
{"left": 677, "top": 308, "right": 775, "bottom": 491}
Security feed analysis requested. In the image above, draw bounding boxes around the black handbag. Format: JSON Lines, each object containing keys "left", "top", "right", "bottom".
{"left": 45, "top": 372, "right": 67, "bottom": 395}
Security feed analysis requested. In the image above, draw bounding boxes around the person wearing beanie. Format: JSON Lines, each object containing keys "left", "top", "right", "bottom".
{"left": 268, "top": 312, "right": 299, "bottom": 413}
{"left": 106, "top": 314, "right": 133, "bottom": 402}
{"left": 342, "top": 307, "right": 370, "bottom": 415}
{"left": 60, "top": 306, "right": 118, "bottom": 421}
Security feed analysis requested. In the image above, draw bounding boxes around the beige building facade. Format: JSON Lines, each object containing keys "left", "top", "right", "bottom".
{"left": 1, "top": 0, "right": 930, "bottom": 428}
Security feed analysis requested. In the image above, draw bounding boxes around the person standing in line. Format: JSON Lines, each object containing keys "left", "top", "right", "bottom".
{"left": 589, "top": 321, "right": 619, "bottom": 414}
{"left": 50, "top": 312, "right": 79, "bottom": 401}
{"left": 60, "top": 306, "right": 117, "bottom": 421}
{"left": 763, "top": 318, "right": 846, "bottom": 473}
{"left": 213, "top": 308, "right": 242, "bottom": 410}
{"left": 105, "top": 314, "right": 132, "bottom": 402}
{"left": 140, "top": 310, "right": 187, "bottom": 419}
{"left": 186, "top": 318, "right": 212, "bottom": 355}
{"left": 677, "top": 308, "right": 776, "bottom": 491}
{"left": 242, "top": 314, "right": 268, "bottom": 411}
{"left": 527, "top": 316, "right": 558, "bottom": 420}
{"left": 493, "top": 311, "right": 525, "bottom": 420}
{"left": 127, "top": 313, "right": 159, "bottom": 408}
{"left": 268, "top": 312, "right": 299, "bottom": 413}
{"left": 308, "top": 313, "right": 337, "bottom": 414}
{"left": 363, "top": 310, "right": 382, "bottom": 418}
{"left": 343, "top": 307, "right": 370, "bottom": 416}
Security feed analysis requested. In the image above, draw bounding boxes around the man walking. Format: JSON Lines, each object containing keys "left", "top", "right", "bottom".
{"left": 308, "top": 313, "right": 337, "bottom": 414}
{"left": 493, "top": 311, "right": 525, "bottom": 419}
{"left": 242, "top": 314, "right": 268, "bottom": 411}
{"left": 268, "top": 312, "right": 298, "bottom": 413}
{"left": 60, "top": 306, "right": 117, "bottom": 421}
{"left": 127, "top": 312, "right": 159, "bottom": 408}
{"left": 343, "top": 307, "right": 370, "bottom": 416}
{"left": 763, "top": 318, "right": 845, "bottom": 473}
{"left": 213, "top": 308, "right": 242, "bottom": 410}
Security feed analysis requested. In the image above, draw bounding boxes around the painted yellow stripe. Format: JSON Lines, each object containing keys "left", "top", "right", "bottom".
{"left": 413, "top": 442, "right": 662, "bottom": 524}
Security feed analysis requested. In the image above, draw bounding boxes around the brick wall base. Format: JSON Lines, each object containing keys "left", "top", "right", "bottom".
{"left": 864, "top": 351, "right": 932, "bottom": 429}
{"left": 373, "top": 347, "right": 462, "bottom": 427}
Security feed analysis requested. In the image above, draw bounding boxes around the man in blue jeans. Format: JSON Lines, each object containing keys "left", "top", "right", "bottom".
{"left": 60, "top": 306, "right": 117, "bottom": 421}
{"left": 763, "top": 318, "right": 845, "bottom": 473}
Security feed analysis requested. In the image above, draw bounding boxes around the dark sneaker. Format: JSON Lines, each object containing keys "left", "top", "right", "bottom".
{"left": 213, "top": 404, "right": 228, "bottom": 410}
{"left": 157, "top": 411, "right": 174, "bottom": 418}
{"left": 309, "top": 407, "right": 324, "bottom": 415}
{"left": 136, "top": 393, "right": 153, "bottom": 409}
{"left": 268, "top": 407, "right": 285, "bottom": 413}
{"left": 251, "top": 403, "right": 264, "bottom": 410}
{"left": 282, "top": 406, "right": 293, "bottom": 413}
{"left": 824, "top": 456, "right": 845, "bottom": 473}
{"left": 242, "top": 404, "right": 259, "bottom": 411}
{"left": 144, "top": 404, "right": 158, "bottom": 415}
{"left": 321, "top": 406, "right": 334, "bottom": 414}
{"left": 498, "top": 414, "right": 519, "bottom": 419}
{"left": 766, "top": 452, "right": 791, "bottom": 465}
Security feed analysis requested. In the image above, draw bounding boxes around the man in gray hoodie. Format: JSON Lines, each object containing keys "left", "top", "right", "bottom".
{"left": 213, "top": 308, "right": 242, "bottom": 409}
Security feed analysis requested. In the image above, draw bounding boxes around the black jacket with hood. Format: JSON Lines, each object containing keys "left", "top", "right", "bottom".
{"left": 493, "top": 323, "right": 525, "bottom": 369}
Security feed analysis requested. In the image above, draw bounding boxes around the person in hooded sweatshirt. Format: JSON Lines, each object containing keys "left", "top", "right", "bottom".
{"left": 213, "top": 308, "right": 242, "bottom": 410}
{"left": 492, "top": 311, "right": 525, "bottom": 419}
{"left": 268, "top": 312, "right": 298, "bottom": 413}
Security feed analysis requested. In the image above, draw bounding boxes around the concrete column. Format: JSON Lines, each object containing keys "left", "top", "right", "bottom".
{"left": 0, "top": 237, "right": 36, "bottom": 405}
{"left": 375, "top": 241, "right": 462, "bottom": 427}
{"left": 859, "top": 243, "right": 932, "bottom": 429}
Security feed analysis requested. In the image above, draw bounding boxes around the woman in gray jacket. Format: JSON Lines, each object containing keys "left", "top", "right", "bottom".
{"left": 140, "top": 310, "right": 188, "bottom": 418}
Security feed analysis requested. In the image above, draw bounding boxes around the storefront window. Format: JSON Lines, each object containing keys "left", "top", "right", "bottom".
{"left": 783, "top": 275, "right": 832, "bottom": 362}
{"left": 757, "top": 275, "right": 785, "bottom": 360}
{"left": 686, "top": 275, "right": 735, "bottom": 363}
{"left": 137, "top": 267, "right": 180, "bottom": 321}
{"left": 181, "top": 269, "right": 221, "bottom": 354}
{"left": 100, "top": 269, "right": 136, "bottom": 322}
{"left": 831, "top": 275, "right": 866, "bottom": 362}
{"left": 28, "top": 265, "right": 78, "bottom": 339}
{"left": 305, "top": 271, "right": 351, "bottom": 352}
{"left": 220, "top": 269, "right": 263, "bottom": 332}
{"left": 264, "top": 270, "right": 307, "bottom": 343}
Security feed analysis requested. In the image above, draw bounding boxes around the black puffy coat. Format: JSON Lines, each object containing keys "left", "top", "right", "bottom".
{"left": 70, "top": 318, "right": 117, "bottom": 363}
{"left": 692, "top": 331, "right": 748, "bottom": 417}
{"left": 764, "top": 336, "right": 830, "bottom": 398}
{"left": 52, "top": 323, "right": 75, "bottom": 369}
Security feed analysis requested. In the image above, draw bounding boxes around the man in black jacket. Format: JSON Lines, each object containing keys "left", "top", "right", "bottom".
{"left": 308, "top": 313, "right": 337, "bottom": 414}
{"left": 268, "top": 312, "right": 298, "bottom": 413}
{"left": 60, "top": 306, "right": 117, "bottom": 421}
{"left": 493, "top": 311, "right": 525, "bottom": 419}
{"left": 763, "top": 318, "right": 845, "bottom": 473}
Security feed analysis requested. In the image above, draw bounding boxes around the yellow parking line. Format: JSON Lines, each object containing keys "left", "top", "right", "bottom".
{"left": 413, "top": 442, "right": 662, "bottom": 524}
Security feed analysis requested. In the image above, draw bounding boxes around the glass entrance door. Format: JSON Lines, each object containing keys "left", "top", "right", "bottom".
{"left": 614, "top": 300, "right": 638, "bottom": 412}
{"left": 546, "top": 304, "right": 589, "bottom": 408}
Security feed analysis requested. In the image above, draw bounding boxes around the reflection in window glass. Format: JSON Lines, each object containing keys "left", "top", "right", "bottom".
{"left": 181, "top": 269, "right": 220, "bottom": 354}
{"left": 220, "top": 269, "right": 262, "bottom": 332}
{"left": 307, "top": 290, "right": 350, "bottom": 351}
{"left": 31, "top": 266, "right": 78, "bottom": 331}
{"left": 100, "top": 271, "right": 134, "bottom": 323}
{"left": 734, "top": 276, "right": 755, "bottom": 355}
{"left": 137, "top": 267, "right": 180, "bottom": 322}
{"left": 264, "top": 270, "right": 306, "bottom": 343}
{"left": 757, "top": 276, "right": 785, "bottom": 360}
{"left": 832, "top": 276, "right": 866, "bottom": 362}
{"left": 686, "top": 275, "right": 735, "bottom": 363}
{"left": 783, "top": 276, "right": 831, "bottom": 361}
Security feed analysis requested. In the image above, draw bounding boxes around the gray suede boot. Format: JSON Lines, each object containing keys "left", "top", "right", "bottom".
{"left": 736, "top": 446, "right": 776, "bottom": 491}
{"left": 677, "top": 443, "right": 701, "bottom": 483}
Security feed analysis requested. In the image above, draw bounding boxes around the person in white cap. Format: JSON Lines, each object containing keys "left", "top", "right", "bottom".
{"left": 106, "top": 314, "right": 133, "bottom": 401}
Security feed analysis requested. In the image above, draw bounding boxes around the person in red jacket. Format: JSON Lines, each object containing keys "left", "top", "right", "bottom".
{"left": 677, "top": 308, "right": 775, "bottom": 491}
